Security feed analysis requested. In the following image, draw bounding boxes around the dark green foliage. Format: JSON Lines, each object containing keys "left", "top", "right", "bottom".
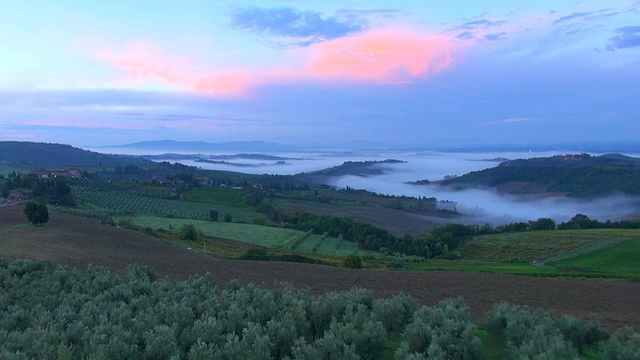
{"left": 395, "top": 297, "right": 484, "bottom": 359}
{"left": 486, "top": 302, "right": 609, "bottom": 358}
{"left": 223, "top": 213, "right": 233, "bottom": 222}
{"left": 605, "top": 327, "right": 640, "bottom": 359}
{"left": 4, "top": 175, "right": 75, "bottom": 206}
{"left": 0, "top": 260, "right": 390, "bottom": 359}
{"left": 208, "top": 210, "right": 219, "bottom": 221}
{"left": 441, "top": 153, "right": 640, "bottom": 197}
{"left": 343, "top": 254, "right": 363, "bottom": 268}
{"left": 23, "top": 202, "right": 49, "bottom": 225}
{"left": 1, "top": 259, "right": 634, "bottom": 359}
{"left": 372, "top": 293, "right": 418, "bottom": 332}
{"left": 181, "top": 224, "right": 199, "bottom": 241}
{"left": 252, "top": 216, "right": 266, "bottom": 225}
{"left": 283, "top": 211, "right": 420, "bottom": 256}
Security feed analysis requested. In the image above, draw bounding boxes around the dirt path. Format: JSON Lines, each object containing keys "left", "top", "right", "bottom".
{"left": 1, "top": 205, "right": 639, "bottom": 331}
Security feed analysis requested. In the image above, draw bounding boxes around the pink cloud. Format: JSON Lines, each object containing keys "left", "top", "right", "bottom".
{"left": 98, "top": 29, "right": 459, "bottom": 97}
{"left": 302, "top": 28, "right": 455, "bottom": 83}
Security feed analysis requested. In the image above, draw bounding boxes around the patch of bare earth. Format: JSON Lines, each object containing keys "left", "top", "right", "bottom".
{"left": 1, "top": 205, "right": 639, "bottom": 331}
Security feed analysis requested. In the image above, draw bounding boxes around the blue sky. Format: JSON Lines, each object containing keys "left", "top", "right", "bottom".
{"left": 0, "top": 0, "right": 638, "bottom": 148}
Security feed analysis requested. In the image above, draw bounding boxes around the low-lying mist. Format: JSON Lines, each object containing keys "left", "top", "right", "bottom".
{"left": 139, "top": 148, "right": 639, "bottom": 226}
{"left": 328, "top": 155, "right": 640, "bottom": 226}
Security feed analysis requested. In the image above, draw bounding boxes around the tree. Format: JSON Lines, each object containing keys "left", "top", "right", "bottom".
{"left": 223, "top": 213, "right": 233, "bottom": 222}
{"left": 209, "top": 210, "right": 219, "bottom": 221}
{"left": 24, "top": 202, "right": 49, "bottom": 225}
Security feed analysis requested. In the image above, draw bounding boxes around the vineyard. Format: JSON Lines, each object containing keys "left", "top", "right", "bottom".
{"left": 71, "top": 181, "right": 259, "bottom": 222}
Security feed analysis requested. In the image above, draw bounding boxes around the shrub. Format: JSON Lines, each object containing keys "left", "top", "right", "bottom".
{"left": 396, "top": 298, "right": 483, "bottom": 360}
{"left": 388, "top": 257, "right": 406, "bottom": 269}
{"left": 343, "top": 255, "right": 363, "bottom": 269}
{"left": 181, "top": 224, "right": 199, "bottom": 241}
{"left": 605, "top": 327, "right": 640, "bottom": 360}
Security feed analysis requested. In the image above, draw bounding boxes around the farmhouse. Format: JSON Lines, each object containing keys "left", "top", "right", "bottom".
{"left": 34, "top": 170, "right": 50, "bottom": 179}
{"left": 8, "top": 188, "right": 33, "bottom": 201}
{"left": 33, "top": 168, "right": 82, "bottom": 179}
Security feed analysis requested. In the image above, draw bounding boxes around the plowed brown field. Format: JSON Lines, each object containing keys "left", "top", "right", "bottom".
{"left": 2, "top": 205, "right": 639, "bottom": 331}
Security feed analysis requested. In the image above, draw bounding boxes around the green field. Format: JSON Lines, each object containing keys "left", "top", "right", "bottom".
{"left": 549, "top": 239, "right": 640, "bottom": 278}
{"left": 183, "top": 186, "right": 249, "bottom": 208}
{"left": 459, "top": 229, "right": 639, "bottom": 262}
{"left": 126, "top": 215, "right": 378, "bottom": 257}
{"left": 414, "top": 229, "right": 640, "bottom": 279}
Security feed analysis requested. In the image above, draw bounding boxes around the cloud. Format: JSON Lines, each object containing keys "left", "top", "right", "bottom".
{"left": 336, "top": 8, "right": 403, "bottom": 19}
{"left": 98, "top": 29, "right": 458, "bottom": 97}
{"left": 607, "top": 25, "right": 640, "bottom": 50}
{"left": 449, "top": 18, "right": 508, "bottom": 41}
{"left": 230, "top": 7, "right": 366, "bottom": 45}
{"left": 458, "top": 19, "right": 506, "bottom": 29}
{"left": 484, "top": 32, "right": 507, "bottom": 41}
{"left": 303, "top": 28, "right": 455, "bottom": 82}
{"left": 477, "top": 117, "right": 536, "bottom": 126}
{"left": 553, "top": 11, "right": 593, "bottom": 24}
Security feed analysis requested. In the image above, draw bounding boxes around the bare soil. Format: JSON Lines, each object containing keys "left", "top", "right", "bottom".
{"left": 2, "top": 205, "right": 639, "bottom": 331}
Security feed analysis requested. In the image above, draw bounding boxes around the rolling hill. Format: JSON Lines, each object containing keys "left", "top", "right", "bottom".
{"left": 439, "top": 153, "right": 640, "bottom": 197}
{"left": 0, "top": 141, "right": 154, "bottom": 169}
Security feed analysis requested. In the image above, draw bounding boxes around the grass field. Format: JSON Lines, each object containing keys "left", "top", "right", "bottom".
{"left": 459, "top": 229, "right": 640, "bottom": 262}
{"left": 422, "top": 228, "right": 640, "bottom": 280}
{"left": 183, "top": 186, "right": 249, "bottom": 208}
{"left": 271, "top": 197, "right": 448, "bottom": 236}
{"left": 126, "top": 215, "right": 378, "bottom": 257}
{"left": 549, "top": 239, "right": 640, "bottom": 278}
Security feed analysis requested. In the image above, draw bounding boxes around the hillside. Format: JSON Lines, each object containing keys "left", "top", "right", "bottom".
{"left": 0, "top": 141, "right": 154, "bottom": 169}
{"left": 294, "top": 159, "right": 406, "bottom": 184}
{"left": 2, "top": 205, "right": 640, "bottom": 331}
{"left": 439, "top": 153, "right": 640, "bottom": 197}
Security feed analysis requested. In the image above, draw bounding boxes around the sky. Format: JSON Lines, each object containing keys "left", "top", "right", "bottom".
{"left": 1, "top": 0, "right": 639, "bottom": 148}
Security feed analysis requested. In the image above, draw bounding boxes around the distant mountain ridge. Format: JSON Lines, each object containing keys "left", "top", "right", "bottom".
{"left": 111, "top": 140, "right": 298, "bottom": 153}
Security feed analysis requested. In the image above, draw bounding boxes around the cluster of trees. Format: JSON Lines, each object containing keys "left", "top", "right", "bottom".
{"left": 3, "top": 259, "right": 637, "bottom": 359}
{"left": 0, "top": 259, "right": 483, "bottom": 359}
{"left": 280, "top": 211, "right": 417, "bottom": 255}
{"left": 1, "top": 173, "right": 75, "bottom": 206}
{"left": 486, "top": 302, "right": 639, "bottom": 359}
{"left": 557, "top": 214, "right": 640, "bottom": 230}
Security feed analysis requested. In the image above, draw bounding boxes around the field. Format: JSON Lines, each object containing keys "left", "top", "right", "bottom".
{"left": 2, "top": 204, "right": 640, "bottom": 332}
{"left": 183, "top": 186, "right": 249, "bottom": 208}
{"left": 271, "top": 197, "right": 450, "bottom": 236}
{"left": 550, "top": 239, "right": 640, "bottom": 278}
{"left": 448, "top": 229, "right": 640, "bottom": 279}
{"left": 125, "top": 215, "right": 379, "bottom": 257}
{"left": 72, "top": 181, "right": 260, "bottom": 222}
